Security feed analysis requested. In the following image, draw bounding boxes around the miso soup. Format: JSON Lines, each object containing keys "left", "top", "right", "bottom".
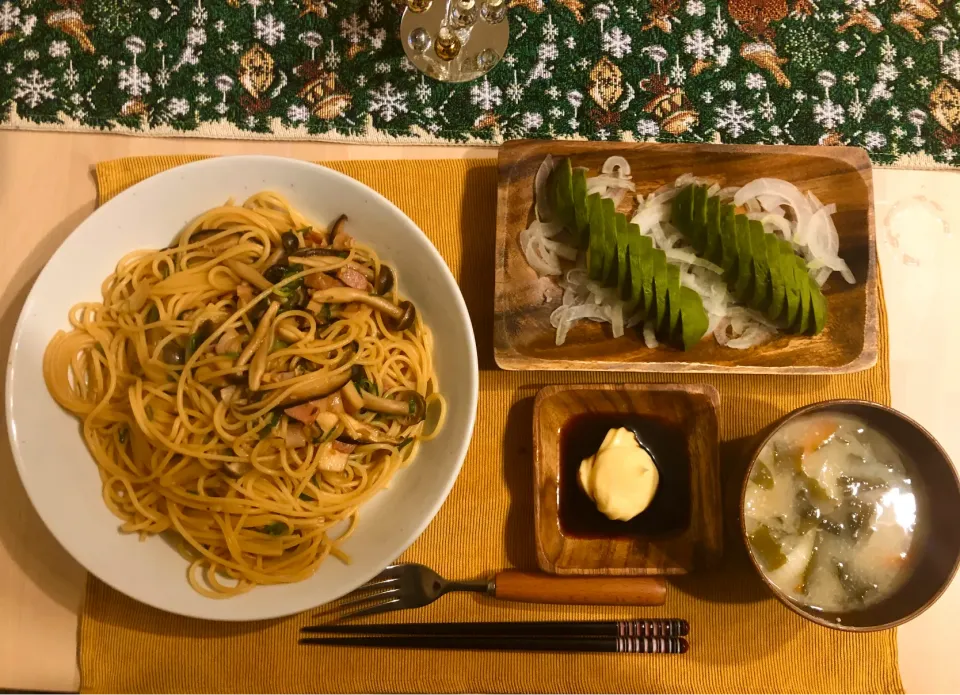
{"left": 744, "top": 413, "right": 919, "bottom": 613}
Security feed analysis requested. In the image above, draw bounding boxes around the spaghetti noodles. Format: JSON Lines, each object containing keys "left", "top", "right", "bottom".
{"left": 43, "top": 192, "right": 444, "bottom": 598}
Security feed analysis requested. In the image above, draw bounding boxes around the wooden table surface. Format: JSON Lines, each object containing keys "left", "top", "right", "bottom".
{"left": 1, "top": 130, "right": 958, "bottom": 692}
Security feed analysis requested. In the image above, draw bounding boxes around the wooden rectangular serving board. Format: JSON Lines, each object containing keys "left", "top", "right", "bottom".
{"left": 494, "top": 140, "right": 878, "bottom": 374}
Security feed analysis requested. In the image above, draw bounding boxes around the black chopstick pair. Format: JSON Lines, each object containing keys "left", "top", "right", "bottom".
{"left": 299, "top": 619, "right": 689, "bottom": 654}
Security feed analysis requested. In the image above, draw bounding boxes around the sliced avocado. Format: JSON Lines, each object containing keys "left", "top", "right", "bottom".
{"left": 672, "top": 185, "right": 693, "bottom": 232}
{"left": 586, "top": 193, "right": 605, "bottom": 281}
{"left": 625, "top": 224, "right": 645, "bottom": 312}
{"left": 571, "top": 168, "right": 590, "bottom": 241}
{"left": 778, "top": 240, "right": 801, "bottom": 328}
{"left": 792, "top": 258, "right": 812, "bottom": 333}
{"left": 599, "top": 197, "right": 618, "bottom": 284}
{"left": 665, "top": 263, "right": 682, "bottom": 336}
{"left": 807, "top": 275, "right": 827, "bottom": 335}
{"left": 748, "top": 221, "right": 770, "bottom": 312}
{"left": 614, "top": 213, "right": 630, "bottom": 296}
{"left": 703, "top": 195, "right": 722, "bottom": 264}
{"left": 637, "top": 234, "right": 655, "bottom": 315}
{"left": 733, "top": 215, "right": 753, "bottom": 301}
{"left": 551, "top": 158, "right": 575, "bottom": 234}
{"left": 675, "top": 286, "right": 709, "bottom": 350}
{"left": 690, "top": 185, "right": 709, "bottom": 254}
{"left": 764, "top": 233, "right": 785, "bottom": 322}
{"left": 719, "top": 204, "right": 738, "bottom": 281}
{"left": 650, "top": 251, "right": 669, "bottom": 330}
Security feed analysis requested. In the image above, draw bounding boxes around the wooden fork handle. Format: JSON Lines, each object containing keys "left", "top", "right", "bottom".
{"left": 490, "top": 571, "right": 667, "bottom": 606}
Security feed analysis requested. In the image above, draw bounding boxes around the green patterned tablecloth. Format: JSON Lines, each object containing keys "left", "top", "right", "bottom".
{"left": 1, "top": 0, "right": 959, "bottom": 166}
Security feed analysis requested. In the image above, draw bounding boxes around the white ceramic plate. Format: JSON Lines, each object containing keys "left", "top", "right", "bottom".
{"left": 6, "top": 155, "right": 478, "bottom": 620}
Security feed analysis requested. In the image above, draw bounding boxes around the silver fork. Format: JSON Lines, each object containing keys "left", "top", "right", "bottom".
{"left": 316, "top": 563, "right": 491, "bottom": 622}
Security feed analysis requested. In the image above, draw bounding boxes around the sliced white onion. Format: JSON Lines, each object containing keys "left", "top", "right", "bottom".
{"left": 631, "top": 203, "right": 671, "bottom": 231}
{"left": 534, "top": 155, "right": 556, "bottom": 222}
{"left": 746, "top": 212, "right": 794, "bottom": 242}
{"left": 664, "top": 248, "right": 724, "bottom": 274}
{"left": 601, "top": 156, "right": 631, "bottom": 178}
{"left": 643, "top": 321, "right": 659, "bottom": 348}
{"left": 587, "top": 175, "right": 637, "bottom": 195}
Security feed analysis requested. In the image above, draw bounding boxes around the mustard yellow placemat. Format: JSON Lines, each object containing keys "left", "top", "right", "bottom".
{"left": 80, "top": 156, "right": 901, "bottom": 694}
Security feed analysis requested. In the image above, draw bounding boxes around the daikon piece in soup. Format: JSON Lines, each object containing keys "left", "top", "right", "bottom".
{"left": 744, "top": 413, "right": 919, "bottom": 613}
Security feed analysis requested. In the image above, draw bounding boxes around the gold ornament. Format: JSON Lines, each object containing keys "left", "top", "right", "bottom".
{"left": 407, "top": 0, "right": 433, "bottom": 12}
{"left": 297, "top": 71, "right": 352, "bottom": 119}
{"left": 930, "top": 79, "right": 960, "bottom": 133}
{"left": 740, "top": 42, "right": 790, "bottom": 88}
{"left": 641, "top": 75, "right": 698, "bottom": 135}
{"left": 226, "top": 0, "right": 240, "bottom": 6}
{"left": 46, "top": 9, "right": 95, "bottom": 54}
{"left": 314, "top": 94, "right": 352, "bottom": 120}
{"left": 121, "top": 98, "right": 148, "bottom": 117}
{"left": 508, "top": 0, "right": 544, "bottom": 12}
{"left": 642, "top": 0, "right": 680, "bottom": 32}
{"left": 554, "top": 0, "right": 585, "bottom": 22}
{"left": 434, "top": 26, "right": 462, "bottom": 61}
{"left": 0, "top": 31, "right": 15, "bottom": 45}
{"left": 690, "top": 58, "right": 714, "bottom": 76}
{"left": 239, "top": 44, "right": 275, "bottom": 98}
{"left": 588, "top": 57, "right": 623, "bottom": 111}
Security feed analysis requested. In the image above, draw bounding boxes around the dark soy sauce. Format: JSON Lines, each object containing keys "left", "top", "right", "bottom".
{"left": 559, "top": 413, "right": 691, "bottom": 539}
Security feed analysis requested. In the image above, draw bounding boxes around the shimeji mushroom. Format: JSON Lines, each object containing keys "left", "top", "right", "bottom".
{"left": 308, "top": 287, "right": 416, "bottom": 331}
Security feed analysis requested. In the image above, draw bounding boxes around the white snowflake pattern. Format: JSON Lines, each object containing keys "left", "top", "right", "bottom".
{"left": 471, "top": 77, "right": 503, "bottom": 110}
{"left": 877, "top": 63, "right": 899, "bottom": 81}
{"left": 228, "top": 41, "right": 242, "bottom": 54}
{"left": 942, "top": 49, "right": 960, "bottom": 81}
{"left": 565, "top": 36, "right": 576, "bottom": 50}
{"left": 196, "top": 92, "right": 211, "bottom": 105}
{"left": 245, "top": 114, "right": 256, "bottom": 127}
{"left": 715, "top": 100, "right": 755, "bottom": 139}
{"left": 888, "top": 105, "right": 901, "bottom": 118}
{"left": 522, "top": 112, "right": 544, "bottom": 131}
{"left": 685, "top": 0, "right": 706, "bottom": 15}
{"left": 156, "top": 66, "right": 170, "bottom": 88}
{"left": 549, "top": 106, "right": 563, "bottom": 118}
{"left": 542, "top": 14, "right": 559, "bottom": 41}
{"left": 711, "top": 11, "right": 727, "bottom": 38}
{"left": 863, "top": 131, "right": 887, "bottom": 151}
{"left": 546, "top": 85, "right": 560, "bottom": 99}
{"left": 192, "top": 2, "right": 207, "bottom": 24}
{"left": 793, "top": 91, "right": 807, "bottom": 102}
{"left": 427, "top": 123, "right": 441, "bottom": 134}
{"left": 70, "top": 92, "right": 83, "bottom": 105}
{"left": 902, "top": 56, "right": 914, "bottom": 69}
{"left": 167, "top": 98, "right": 189, "bottom": 116}
{"left": 843, "top": 72, "right": 858, "bottom": 85}
{"left": 63, "top": 61, "right": 79, "bottom": 88}
{"left": 340, "top": 14, "right": 369, "bottom": 44}
{"left": 601, "top": 26, "right": 631, "bottom": 58}
{"left": 504, "top": 54, "right": 517, "bottom": 66}
{"left": 375, "top": 62, "right": 390, "bottom": 74}
{"left": 917, "top": 76, "right": 931, "bottom": 89}
{"left": 14, "top": 68, "right": 55, "bottom": 107}
{"left": 214, "top": 102, "right": 228, "bottom": 115}
{"left": 720, "top": 80, "right": 736, "bottom": 91}
{"left": 19, "top": 13, "right": 33, "bottom": 35}
{"left": 759, "top": 94, "right": 776, "bottom": 120}
{"left": 506, "top": 78, "right": 523, "bottom": 103}
{"left": 669, "top": 58, "right": 686, "bottom": 85}
{"left": 118, "top": 64, "right": 151, "bottom": 96}
{"left": 829, "top": 9, "right": 843, "bottom": 21}
{"left": 48, "top": 40, "right": 69, "bottom": 58}
{"left": 769, "top": 125, "right": 782, "bottom": 137}
{"left": 943, "top": 149, "right": 956, "bottom": 162}
{"left": 423, "top": 106, "right": 435, "bottom": 118}
{"left": 702, "top": 90, "right": 714, "bottom": 104}
{"left": 193, "top": 72, "right": 207, "bottom": 86}
{"left": 414, "top": 80, "right": 431, "bottom": 103}
{"left": 3, "top": 62, "right": 12, "bottom": 74}
{"left": 187, "top": 27, "right": 206, "bottom": 46}
{"left": 682, "top": 29, "right": 713, "bottom": 60}
{"left": 287, "top": 104, "right": 309, "bottom": 122}
{"left": 155, "top": 39, "right": 165, "bottom": 50}
{"left": 23, "top": 49, "right": 38, "bottom": 61}
{"left": 98, "top": 56, "right": 112, "bottom": 69}
{"left": 813, "top": 99, "right": 844, "bottom": 128}
{"left": 368, "top": 82, "right": 408, "bottom": 122}
{"left": 637, "top": 119, "right": 659, "bottom": 137}
{"left": 891, "top": 125, "right": 906, "bottom": 138}
{"left": 745, "top": 73, "right": 766, "bottom": 90}
{"left": 577, "top": 57, "right": 591, "bottom": 69}
{"left": 325, "top": 48, "right": 341, "bottom": 69}
{"left": 849, "top": 93, "right": 866, "bottom": 121}
{"left": 369, "top": 0, "right": 384, "bottom": 19}
{"left": 0, "top": 1, "right": 20, "bottom": 32}
{"left": 148, "top": 7, "right": 161, "bottom": 19}
{"left": 215, "top": 19, "right": 225, "bottom": 33}
{"left": 568, "top": 117, "right": 579, "bottom": 130}
{"left": 356, "top": 75, "right": 366, "bottom": 87}
{"left": 596, "top": 128, "right": 609, "bottom": 140}
{"left": 836, "top": 40, "right": 849, "bottom": 53}
{"left": 370, "top": 28, "right": 386, "bottom": 50}
{"left": 254, "top": 13, "right": 285, "bottom": 46}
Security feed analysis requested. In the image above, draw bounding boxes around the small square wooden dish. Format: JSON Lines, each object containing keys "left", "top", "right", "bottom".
{"left": 533, "top": 383, "right": 723, "bottom": 575}
{"left": 495, "top": 140, "right": 878, "bottom": 373}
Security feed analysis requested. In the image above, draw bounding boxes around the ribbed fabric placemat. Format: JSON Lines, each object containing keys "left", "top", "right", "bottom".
{"left": 80, "top": 155, "right": 901, "bottom": 694}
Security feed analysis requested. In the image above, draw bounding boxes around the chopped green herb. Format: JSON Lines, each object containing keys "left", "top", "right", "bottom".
{"left": 145, "top": 405, "right": 154, "bottom": 421}
{"left": 271, "top": 339, "right": 290, "bottom": 352}
{"left": 299, "top": 493, "right": 314, "bottom": 501}
{"left": 160, "top": 265, "right": 171, "bottom": 279}
{"left": 185, "top": 320, "right": 214, "bottom": 360}
{"left": 408, "top": 397, "right": 418, "bottom": 415}
{"left": 146, "top": 305, "right": 160, "bottom": 323}
{"left": 259, "top": 411, "right": 281, "bottom": 438}
{"left": 398, "top": 437, "right": 414, "bottom": 450}
{"left": 94, "top": 344, "right": 106, "bottom": 355}
{"left": 258, "top": 521, "right": 288, "bottom": 536}
{"left": 315, "top": 304, "right": 332, "bottom": 324}
{"left": 223, "top": 351, "right": 241, "bottom": 359}
{"left": 271, "top": 264, "right": 305, "bottom": 297}
{"left": 186, "top": 489, "right": 198, "bottom": 496}
{"left": 750, "top": 461, "right": 775, "bottom": 490}
{"left": 118, "top": 426, "right": 129, "bottom": 444}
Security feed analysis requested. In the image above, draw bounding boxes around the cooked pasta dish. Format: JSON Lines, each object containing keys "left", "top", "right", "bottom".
{"left": 43, "top": 192, "right": 444, "bottom": 597}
